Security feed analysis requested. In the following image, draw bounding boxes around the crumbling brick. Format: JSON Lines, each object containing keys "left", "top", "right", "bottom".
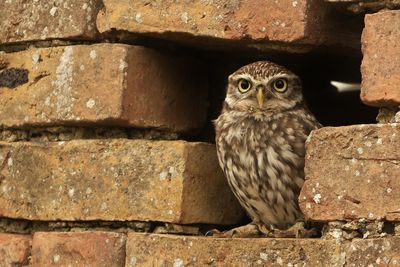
{"left": 125, "top": 232, "right": 344, "bottom": 266}
{"left": 300, "top": 124, "right": 400, "bottom": 222}
{"left": 31, "top": 231, "right": 126, "bottom": 267}
{"left": 0, "top": 44, "right": 208, "bottom": 132}
{"left": 361, "top": 10, "right": 400, "bottom": 106}
{"left": 0, "top": 0, "right": 102, "bottom": 44}
{"left": 0, "top": 139, "right": 243, "bottom": 224}
{"left": 0, "top": 233, "right": 32, "bottom": 266}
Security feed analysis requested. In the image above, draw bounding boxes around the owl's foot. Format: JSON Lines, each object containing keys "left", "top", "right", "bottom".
{"left": 268, "top": 222, "right": 318, "bottom": 238}
{"left": 205, "top": 222, "right": 317, "bottom": 238}
{"left": 206, "top": 223, "right": 265, "bottom": 238}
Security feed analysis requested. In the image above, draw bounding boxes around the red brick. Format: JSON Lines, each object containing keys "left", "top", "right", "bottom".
{"left": 299, "top": 124, "right": 400, "bottom": 222}
{"left": 0, "top": 44, "right": 207, "bottom": 132}
{"left": 0, "top": 0, "right": 102, "bottom": 44}
{"left": 361, "top": 10, "right": 400, "bottom": 106}
{"left": 0, "top": 233, "right": 32, "bottom": 266}
{"left": 125, "top": 232, "right": 344, "bottom": 266}
{"left": 31, "top": 231, "right": 125, "bottom": 267}
{"left": 0, "top": 139, "right": 243, "bottom": 224}
{"left": 96, "top": 0, "right": 327, "bottom": 51}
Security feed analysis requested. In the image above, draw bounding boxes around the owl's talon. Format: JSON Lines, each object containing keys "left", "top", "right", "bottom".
{"left": 268, "top": 222, "right": 318, "bottom": 238}
{"left": 206, "top": 223, "right": 264, "bottom": 238}
{"left": 255, "top": 223, "right": 272, "bottom": 235}
{"left": 205, "top": 229, "right": 221, "bottom": 237}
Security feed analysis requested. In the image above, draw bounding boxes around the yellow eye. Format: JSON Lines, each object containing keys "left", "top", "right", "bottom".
{"left": 272, "top": 78, "right": 288, "bottom": 93}
{"left": 238, "top": 79, "right": 252, "bottom": 93}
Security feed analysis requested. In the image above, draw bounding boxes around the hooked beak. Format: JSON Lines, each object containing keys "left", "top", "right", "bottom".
{"left": 257, "top": 88, "right": 264, "bottom": 108}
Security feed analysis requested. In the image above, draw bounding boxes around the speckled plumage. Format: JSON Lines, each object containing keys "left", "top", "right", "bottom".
{"left": 215, "top": 61, "right": 321, "bottom": 230}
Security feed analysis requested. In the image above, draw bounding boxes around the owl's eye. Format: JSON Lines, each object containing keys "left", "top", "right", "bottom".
{"left": 272, "top": 78, "right": 288, "bottom": 93}
{"left": 238, "top": 79, "right": 252, "bottom": 93}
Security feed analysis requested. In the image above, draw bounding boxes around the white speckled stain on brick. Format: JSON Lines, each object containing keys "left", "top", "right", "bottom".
{"left": 100, "top": 202, "right": 108, "bottom": 211}
{"left": 68, "top": 188, "right": 75, "bottom": 198}
{"left": 159, "top": 171, "right": 168, "bottom": 181}
{"left": 181, "top": 12, "right": 189, "bottom": 24}
{"left": 86, "top": 98, "right": 96, "bottom": 109}
{"left": 129, "top": 256, "right": 137, "bottom": 266}
{"left": 135, "top": 13, "right": 143, "bottom": 23}
{"left": 32, "top": 53, "right": 40, "bottom": 64}
{"left": 41, "top": 26, "right": 49, "bottom": 39}
{"left": 53, "top": 254, "right": 60, "bottom": 263}
{"left": 173, "top": 258, "right": 184, "bottom": 267}
{"left": 119, "top": 59, "right": 127, "bottom": 71}
{"left": 259, "top": 252, "right": 268, "bottom": 261}
{"left": 52, "top": 46, "right": 75, "bottom": 119}
{"left": 50, "top": 6, "right": 58, "bottom": 16}
{"left": 90, "top": 49, "right": 97, "bottom": 59}
{"left": 313, "top": 193, "right": 321, "bottom": 204}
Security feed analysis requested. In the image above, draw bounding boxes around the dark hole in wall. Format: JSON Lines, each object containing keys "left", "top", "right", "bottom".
{"left": 186, "top": 51, "right": 377, "bottom": 143}
{"left": 0, "top": 67, "right": 29, "bottom": 88}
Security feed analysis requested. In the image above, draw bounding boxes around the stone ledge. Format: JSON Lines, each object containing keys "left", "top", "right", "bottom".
{"left": 125, "top": 233, "right": 344, "bottom": 266}
{"left": 0, "top": 139, "right": 243, "bottom": 224}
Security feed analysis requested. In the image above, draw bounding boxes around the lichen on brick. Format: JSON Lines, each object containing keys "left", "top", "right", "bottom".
{"left": 51, "top": 46, "right": 75, "bottom": 119}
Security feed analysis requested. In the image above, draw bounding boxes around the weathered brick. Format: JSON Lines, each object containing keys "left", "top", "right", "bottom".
{"left": 0, "top": 0, "right": 101, "bottom": 44}
{"left": 361, "top": 10, "right": 400, "bottom": 106}
{"left": 0, "top": 233, "right": 32, "bottom": 266}
{"left": 125, "top": 232, "right": 344, "bottom": 266}
{"left": 0, "top": 139, "right": 243, "bottom": 224}
{"left": 31, "top": 231, "right": 125, "bottom": 267}
{"left": 0, "top": 44, "right": 207, "bottom": 132}
{"left": 299, "top": 124, "right": 400, "bottom": 222}
{"left": 96, "top": 0, "right": 327, "bottom": 51}
{"left": 346, "top": 237, "right": 400, "bottom": 266}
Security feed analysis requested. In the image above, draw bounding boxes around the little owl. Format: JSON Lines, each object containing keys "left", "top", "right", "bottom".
{"left": 214, "top": 61, "right": 321, "bottom": 237}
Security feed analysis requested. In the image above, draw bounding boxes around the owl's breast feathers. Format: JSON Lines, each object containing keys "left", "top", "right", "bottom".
{"left": 215, "top": 107, "right": 320, "bottom": 228}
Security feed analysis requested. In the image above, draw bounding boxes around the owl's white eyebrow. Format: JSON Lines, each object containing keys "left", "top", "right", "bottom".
{"left": 232, "top": 74, "right": 256, "bottom": 83}
{"left": 262, "top": 74, "right": 295, "bottom": 83}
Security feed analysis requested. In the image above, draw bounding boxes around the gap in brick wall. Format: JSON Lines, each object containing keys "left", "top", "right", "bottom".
{"left": 185, "top": 49, "right": 378, "bottom": 143}
{"left": 0, "top": 217, "right": 248, "bottom": 237}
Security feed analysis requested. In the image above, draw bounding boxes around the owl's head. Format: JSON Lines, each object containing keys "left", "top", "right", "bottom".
{"left": 224, "top": 61, "right": 304, "bottom": 113}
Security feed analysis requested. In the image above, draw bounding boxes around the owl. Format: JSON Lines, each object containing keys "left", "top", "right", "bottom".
{"left": 214, "top": 61, "right": 321, "bottom": 237}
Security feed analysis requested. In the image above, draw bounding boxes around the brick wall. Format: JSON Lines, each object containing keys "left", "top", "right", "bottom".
{"left": 0, "top": 1, "right": 399, "bottom": 266}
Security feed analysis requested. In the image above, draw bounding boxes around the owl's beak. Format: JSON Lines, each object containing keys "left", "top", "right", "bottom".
{"left": 257, "top": 88, "right": 264, "bottom": 108}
